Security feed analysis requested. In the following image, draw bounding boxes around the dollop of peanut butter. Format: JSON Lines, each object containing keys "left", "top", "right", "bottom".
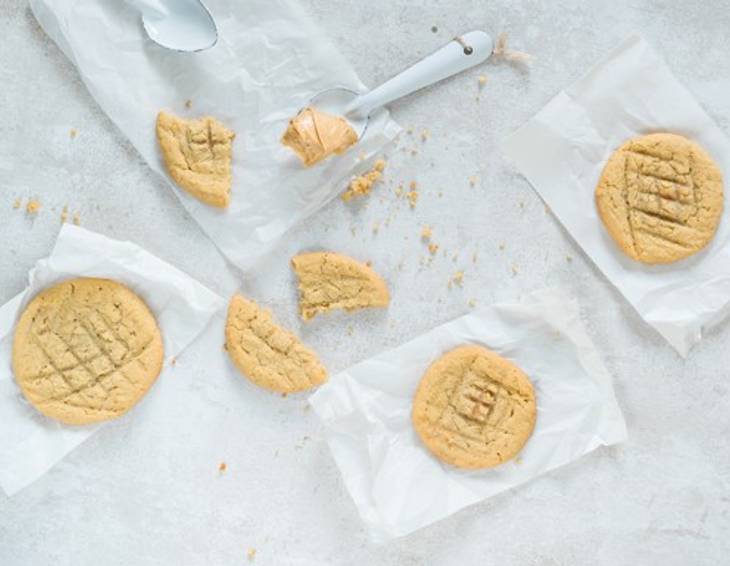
{"left": 281, "top": 107, "right": 358, "bottom": 167}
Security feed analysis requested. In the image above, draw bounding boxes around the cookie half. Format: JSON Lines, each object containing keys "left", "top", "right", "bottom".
{"left": 595, "top": 132, "right": 723, "bottom": 264}
{"left": 12, "top": 278, "right": 164, "bottom": 425}
{"left": 225, "top": 294, "right": 327, "bottom": 393}
{"left": 156, "top": 111, "right": 235, "bottom": 208}
{"left": 291, "top": 251, "right": 390, "bottom": 321}
{"left": 412, "top": 345, "right": 536, "bottom": 469}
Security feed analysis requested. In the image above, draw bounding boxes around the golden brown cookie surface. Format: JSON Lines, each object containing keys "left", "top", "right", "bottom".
{"left": 225, "top": 294, "right": 327, "bottom": 393}
{"left": 156, "top": 111, "right": 235, "bottom": 208}
{"left": 12, "top": 278, "right": 164, "bottom": 425}
{"left": 291, "top": 252, "right": 390, "bottom": 321}
{"left": 412, "top": 345, "right": 536, "bottom": 469}
{"left": 595, "top": 133, "right": 723, "bottom": 264}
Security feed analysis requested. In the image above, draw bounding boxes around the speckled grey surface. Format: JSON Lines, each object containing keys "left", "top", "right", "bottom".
{"left": 1, "top": 1, "right": 730, "bottom": 564}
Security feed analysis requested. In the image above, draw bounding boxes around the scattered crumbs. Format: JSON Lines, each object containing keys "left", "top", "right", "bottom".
{"left": 472, "top": 251, "right": 478, "bottom": 263}
{"left": 468, "top": 299, "right": 477, "bottom": 308}
{"left": 499, "top": 243, "right": 505, "bottom": 251}
{"left": 185, "top": 99, "right": 193, "bottom": 109}
{"left": 218, "top": 462, "right": 227, "bottom": 473}
{"left": 566, "top": 255, "right": 573, "bottom": 263}
{"left": 409, "top": 180, "right": 418, "bottom": 191}
{"left": 431, "top": 25, "right": 438, "bottom": 33}
{"left": 247, "top": 548, "right": 257, "bottom": 562}
{"left": 420, "top": 129, "right": 430, "bottom": 142}
{"left": 72, "top": 213, "right": 81, "bottom": 225}
{"left": 395, "top": 183, "right": 404, "bottom": 198}
{"left": 493, "top": 32, "right": 533, "bottom": 64}
{"left": 13, "top": 198, "right": 21, "bottom": 210}
{"left": 60, "top": 205, "right": 68, "bottom": 223}
{"left": 421, "top": 225, "right": 433, "bottom": 241}
{"left": 452, "top": 271, "right": 464, "bottom": 286}
{"left": 511, "top": 264, "right": 518, "bottom": 276}
{"left": 406, "top": 189, "right": 419, "bottom": 208}
{"left": 428, "top": 242, "right": 439, "bottom": 255}
{"left": 372, "top": 221, "right": 380, "bottom": 234}
{"left": 478, "top": 75, "right": 488, "bottom": 87}
{"left": 69, "top": 128, "right": 78, "bottom": 139}
{"left": 468, "top": 175, "right": 478, "bottom": 187}
{"left": 26, "top": 199, "right": 41, "bottom": 215}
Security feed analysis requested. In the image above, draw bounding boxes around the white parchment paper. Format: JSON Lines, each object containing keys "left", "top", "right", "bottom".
{"left": 503, "top": 35, "right": 730, "bottom": 357}
{"left": 309, "top": 288, "right": 626, "bottom": 541}
{"left": 0, "top": 225, "right": 224, "bottom": 496}
{"left": 29, "top": 0, "right": 401, "bottom": 273}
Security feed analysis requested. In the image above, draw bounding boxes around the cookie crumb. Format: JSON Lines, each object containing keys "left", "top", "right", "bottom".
{"left": 184, "top": 99, "right": 192, "bottom": 109}
{"left": 60, "top": 205, "right": 69, "bottom": 223}
{"left": 69, "top": 128, "right": 78, "bottom": 139}
{"left": 407, "top": 127, "right": 414, "bottom": 135}
{"left": 342, "top": 160, "right": 387, "bottom": 202}
{"left": 247, "top": 548, "right": 256, "bottom": 561}
{"left": 170, "top": 356, "right": 177, "bottom": 367}
{"left": 407, "top": 189, "right": 419, "bottom": 208}
{"left": 218, "top": 462, "right": 227, "bottom": 473}
{"left": 72, "top": 213, "right": 81, "bottom": 225}
{"left": 13, "top": 198, "right": 22, "bottom": 210}
{"left": 452, "top": 271, "right": 464, "bottom": 286}
{"left": 372, "top": 221, "right": 380, "bottom": 234}
{"left": 421, "top": 225, "right": 433, "bottom": 241}
{"left": 395, "top": 183, "right": 404, "bottom": 198}
{"left": 468, "top": 298, "right": 477, "bottom": 307}
{"left": 566, "top": 255, "right": 573, "bottom": 263}
{"left": 492, "top": 32, "right": 533, "bottom": 64}
{"left": 478, "top": 75, "right": 488, "bottom": 87}
{"left": 26, "top": 199, "right": 41, "bottom": 215}
{"left": 346, "top": 325, "right": 354, "bottom": 336}
{"left": 420, "top": 129, "right": 430, "bottom": 142}
{"left": 499, "top": 243, "right": 505, "bottom": 251}
{"left": 428, "top": 242, "right": 439, "bottom": 255}
{"left": 468, "top": 175, "right": 478, "bottom": 187}
{"left": 519, "top": 201, "right": 525, "bottom": 209}
{"left": 511, "top": 264, "right": 518, "bottom": 276}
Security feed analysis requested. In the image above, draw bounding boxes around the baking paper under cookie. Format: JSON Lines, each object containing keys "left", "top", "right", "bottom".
{"left": 29, "top": 0, "right": 400, "bottom": 273}
{"left": 503, "top": 35, "right": 730, "bottom": 357}
{"left": 309, "top": 289, "right": 626, "bottom": 541}
{"left": 0, "top": 225, "right": 224, "bottom": 496}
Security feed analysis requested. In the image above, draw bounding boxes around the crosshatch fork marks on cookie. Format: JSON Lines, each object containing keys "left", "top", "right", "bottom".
{"left": 12, "top": 278, "right": 164, "bottom": 425}
{"left": 596, "top": 133, "right": 724, "bottom": 264}
{"left": 412, "top": 345, "right": 536, "bottom": 469}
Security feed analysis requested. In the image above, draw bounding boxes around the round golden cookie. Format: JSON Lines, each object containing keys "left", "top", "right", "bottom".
{"left": 412, "top": 345, "right": 536, "bottom": 469}
{"left": 12, "top": 278, "right": 164, "bottom": 425}
{"left": 595, "top": 133, "right": 724, "bottom": 264}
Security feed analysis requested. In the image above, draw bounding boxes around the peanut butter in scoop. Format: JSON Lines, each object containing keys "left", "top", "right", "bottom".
{"left": 282, "top": 107, "right": 358, "bottom": 166}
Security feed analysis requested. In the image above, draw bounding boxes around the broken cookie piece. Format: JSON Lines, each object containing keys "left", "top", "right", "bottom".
{"left": 291, "top": 251, "right": 390, "bottom": 321}
{"left": 225, "top": 295, "right": 327, "bottom": 394}
{"left": 156, "top": 111, "right": 235, "bottom": 208}
{"left": 282, "top": 107, "right": 358, "bottom": 167}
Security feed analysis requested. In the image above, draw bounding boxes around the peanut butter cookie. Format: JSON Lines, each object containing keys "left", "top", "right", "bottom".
{"left": 595, "top": 133, "right": 723, "bottom": 264}
{"left": 412, "top": 345, "right": 536, "bottom": 469}
{"left": 225, "top": 294, "right": 327, "bottom": 393}
{"left": 12, "top": 278, "right": 164, "bottom": 425}
{"left": 291, "top": 252, "right": 390, "bottom": 321}
{"left": 156, "top": 111, "right": 235, "bottom": 208}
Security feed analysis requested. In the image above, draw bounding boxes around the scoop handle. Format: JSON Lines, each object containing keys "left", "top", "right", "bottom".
{"left": 346, "top": 31, "right": 493, "bottom": 120}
